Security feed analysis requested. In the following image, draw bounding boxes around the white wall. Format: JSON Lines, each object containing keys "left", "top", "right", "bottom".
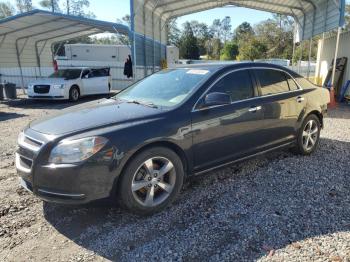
{"left": 316, "top": 31, "right": 350, "bottom": 86}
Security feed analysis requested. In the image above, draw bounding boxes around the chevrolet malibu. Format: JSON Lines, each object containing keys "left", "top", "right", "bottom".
{"left": 16, "top": 63, "right": 330, "bottom": 215}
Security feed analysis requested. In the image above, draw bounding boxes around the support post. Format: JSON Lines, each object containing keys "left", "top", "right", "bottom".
{"left": 331, "top": 27, "right": 341, "bottom": 89}
{"left": 291, "top": 40, "right": 296, "bottom": 70}
{"left": 152, "top": 13, "right": 155, "bottom": 72}
{"left": 15, "top": 39, "right": 26, "bottom": 94}
{"left": 307, "top": 38, "right": 312, "bottom": 79}
{"left": 298, "top": 41, "right": 303, "bottom": 74}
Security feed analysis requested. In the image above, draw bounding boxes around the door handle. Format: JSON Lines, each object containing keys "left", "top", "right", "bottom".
{"left": 248, "top": 106, "right": 262, "bottom": 113}
{"left": 296, "top": 96, "right": 305, "bottom": 103}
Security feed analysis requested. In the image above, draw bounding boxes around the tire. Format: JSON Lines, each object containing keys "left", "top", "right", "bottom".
{"left": 69, "top": 86, "right": 80, "bottom": 102}
{"left": 118, "top": 146, "right": 184, "bottom": 215}
{"left": 293, "top": 114, "right": 321, "bottom": 155}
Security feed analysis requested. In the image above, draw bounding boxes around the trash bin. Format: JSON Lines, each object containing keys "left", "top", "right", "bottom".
{"left": 0, "top": 84, "right": 3, "bottom": 100}
{"left": 3, "top": 83, "right": 17, "bottom": 99}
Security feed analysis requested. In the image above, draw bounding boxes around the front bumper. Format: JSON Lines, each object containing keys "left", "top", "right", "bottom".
{"left": 27, "top": 87, "right": 67, "bottom": 100}
{"left": 16, "top": 130, "right": 118, "bottom": 204}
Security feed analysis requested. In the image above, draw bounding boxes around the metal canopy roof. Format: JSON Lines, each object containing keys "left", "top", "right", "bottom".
{"left": 0, "top": 9, "right": 131, "bottom": 90}
{"left": 0, "top": 9, "right": 130, "bottom": 40}
{"left": 132, "top": 0, "right": 346, "bottom": 42}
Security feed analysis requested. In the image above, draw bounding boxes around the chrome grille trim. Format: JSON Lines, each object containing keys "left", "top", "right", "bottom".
{"left": 16, "top": 153, "right": 31, "bottom": 173}
{"left": 18, "top": 132, "right": 43, "bottom": 152}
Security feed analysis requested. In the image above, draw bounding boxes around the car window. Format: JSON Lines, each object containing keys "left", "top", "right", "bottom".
{"left": 287, "top": 77, "right": 299, "bottom": 91}
{"left": 115, "top": 68, "right": 211, "bottom": 108}
{"left": 209, "top": 70, "right": 254, "bottom": 102}
{"left": 82, "top": 70, "right": 90, "bottom": 78}
{"left": 49, "top": 69, "right": 82, "bottom": 80}
{"left": 255, "top": 69, "right": 290, "bottom": 95}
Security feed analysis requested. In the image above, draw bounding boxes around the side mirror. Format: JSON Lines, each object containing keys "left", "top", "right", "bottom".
{"left": 203, "top": 92, "right": 231, "bottom": 107}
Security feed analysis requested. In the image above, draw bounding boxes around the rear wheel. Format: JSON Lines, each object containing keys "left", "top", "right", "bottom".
{"left": 118, "top": 147, "right": 184, "bottom": 215}
{"left": 69, "top": 86, "right": 80, "bottom": 102}
{"left": 293, "top": 114, "right": 321, "bottom": 155}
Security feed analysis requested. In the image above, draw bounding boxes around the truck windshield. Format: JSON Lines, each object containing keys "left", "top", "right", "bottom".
{"left": 49, "top": 69, "right": 82, "bottom": 80}
{"left": 114, "top": 68, "right": 211, "bottom": 108}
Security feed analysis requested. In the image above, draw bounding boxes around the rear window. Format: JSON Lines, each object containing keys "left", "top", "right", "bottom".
{"left": 255, "top": 69, "right": 290, "bottom": 95}
{"left": 91, "top": 68, "right": 110, "bottom": 77}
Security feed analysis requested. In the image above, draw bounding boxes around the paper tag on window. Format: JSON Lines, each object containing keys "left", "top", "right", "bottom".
{"left": 186, "top": 69, "right": 209, "bottom": 75}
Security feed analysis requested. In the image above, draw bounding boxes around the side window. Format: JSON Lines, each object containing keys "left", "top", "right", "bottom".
{"left": 255, "top": 69, "right": 290, "bottom": 95}
{"left": 82, "top": 69, "right": 90, "bottom": 78}
{"left": 287, "top": 77, "right": 299, "bottom": 91}
{"left": 210, "top": 70, "right": 254, "bottom": 102}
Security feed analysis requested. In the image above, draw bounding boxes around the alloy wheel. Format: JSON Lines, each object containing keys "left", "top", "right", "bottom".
{"left": 302, "top": 119, "right": 319, "bottom": 151}
{"left": 131, "top": 157, "right": 176, "bottom": 207}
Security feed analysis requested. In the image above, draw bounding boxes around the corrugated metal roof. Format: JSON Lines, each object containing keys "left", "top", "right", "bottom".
{"left": 0, "top": 9, "right": 130, "bottom": 40}
{"left": 132, "top": 0, "right": 346, "bottom": 42}
{"left": 0, "top": 9, "right": 131, "bottom": 89}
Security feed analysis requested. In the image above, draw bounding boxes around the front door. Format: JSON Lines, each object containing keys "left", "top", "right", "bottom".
{"left": 191, "top": 69, "right": 265, "bottom": 171}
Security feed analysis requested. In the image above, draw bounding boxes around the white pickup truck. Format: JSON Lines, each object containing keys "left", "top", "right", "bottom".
{"left": 27, "top": 67, "right": 111, "bottom": 102}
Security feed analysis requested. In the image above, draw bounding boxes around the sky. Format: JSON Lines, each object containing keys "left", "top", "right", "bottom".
{"left": 8, "top": 0, "right": 273, "bottom": 29}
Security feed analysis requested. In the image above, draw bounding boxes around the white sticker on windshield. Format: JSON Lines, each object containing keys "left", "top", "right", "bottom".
{"left": 186, "top": 69, "right": 209, "bottom": 75}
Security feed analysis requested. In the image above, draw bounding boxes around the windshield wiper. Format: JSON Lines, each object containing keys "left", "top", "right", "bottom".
{"left": 127, "top": 100, "right": 158, "bottom": 108}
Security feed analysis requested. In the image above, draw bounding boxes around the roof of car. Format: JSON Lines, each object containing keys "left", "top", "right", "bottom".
{"left": 175, "top": 62, "right": 299, "bottom": 76}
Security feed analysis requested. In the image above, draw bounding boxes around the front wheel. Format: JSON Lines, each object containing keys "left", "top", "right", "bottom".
{"left": 69, "top": 86, "right": 80, "bottom": 102}
{"left": 118, "top": 147, "right": 184, "bottom": 215}
{"left": 293, "top": 114, "right": 321, "bottom": 155}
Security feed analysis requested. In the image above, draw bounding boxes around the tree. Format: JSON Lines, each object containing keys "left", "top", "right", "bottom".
{"left": 221, "top": 16, "right": 232, "bottom": 43}
{"left": 210, "top": 19, "right": 222, "bottom": 40}
{"left": 233, "top": 22, "right": 254, "bottom": 43}
{"left": 211, "top": 38, "right": 222, "bottom": 60}
{"left": 179, "top": 22, "right": 200, "bottom": 59}
{"left": 63, "top": 0, "right": 94, "bottom": 17}
{"left": 238, "top": 38, "right": 267, "bottom": 61}
{"left": 0, "top": 2, "right": 15, "bottom": 19}
{"left": 39, "top": 0, "right": 61, "bottom": 12}
{"left": 345, "top": 4, "right": 350, "bottom": 30}
{"left": 115, "top": 14, "right": 131, "bottom": 45}
{"left": 220, "top": 42, "right": 238, "bottom": 60}
{"left": 15, "top": 0, "right": 32, "bottom": 13}
{"left": 167, "top": 19, "right": 181, "bottom": 46}
{"left": 188, "top": 20, "right": 210, "bottom": 55}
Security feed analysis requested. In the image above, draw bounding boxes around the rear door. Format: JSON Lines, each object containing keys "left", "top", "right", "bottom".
{"left": 191, "top": 69, "right": 266, "bottom": 171}
{"left": 253, "top": 68, "right": 307, "bottom": 148}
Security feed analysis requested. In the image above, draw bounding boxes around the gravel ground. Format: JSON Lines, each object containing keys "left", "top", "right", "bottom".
{"left": 0, "top": 95, "right": 350, "bottom": 262}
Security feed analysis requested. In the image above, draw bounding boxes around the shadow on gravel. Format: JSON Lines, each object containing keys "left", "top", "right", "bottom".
{"left": 43, "top": 138, "right": 350, "bottom": 261}
{"left": 0, "top": 112, "right": 27, "bottom": 121}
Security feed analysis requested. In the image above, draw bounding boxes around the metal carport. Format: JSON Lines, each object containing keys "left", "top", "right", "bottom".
{"left": 0, "top": 9, "right": 131, "bottom": 92}
{"left": 130, "top": 0, "right": 346, "bottom": 87}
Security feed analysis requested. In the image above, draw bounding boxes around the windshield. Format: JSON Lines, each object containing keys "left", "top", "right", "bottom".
{"left": 115, "top": 68, "right": 211, "bottom": 108}
{"left": 49, "top": 69, "right": 82, "bottom": 80}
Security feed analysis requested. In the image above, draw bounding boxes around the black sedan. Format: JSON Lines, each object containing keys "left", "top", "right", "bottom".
{"left": 16, "top": 63, "right": 330, "bottom": 215}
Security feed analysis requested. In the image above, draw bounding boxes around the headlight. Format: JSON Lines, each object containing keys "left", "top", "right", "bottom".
{"left": 28, "top": 84, "right": 33, "bottom": 90}
{"left": 52, "top": 84, "right": 65, "bottom": 89}
{"left": 48, "top": 136, "right": 108, "bottom": 164}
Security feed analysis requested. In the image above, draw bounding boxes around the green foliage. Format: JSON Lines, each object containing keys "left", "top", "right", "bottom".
{"left": 220, "top": 42, "right": 238, "bottom": 60}
{"left": 237, "top": 38, "right": 267, "bottom": 61}
{"left": 0, "top": 2, "right": 15, "bottom": 19}
{"left": 179, "top": 22, "right": 200, "bottom": 59}
{"left": 167, "top": 19, "right": 181, "bottom": 46}
{"left": 39, "top": 0, "right": 61, "bottom": 12}
{"left": 15, "top": 0, "right": 32, "bottom": 13}
{"left": 233, "top": 22, "right": 254, "bottom": 43}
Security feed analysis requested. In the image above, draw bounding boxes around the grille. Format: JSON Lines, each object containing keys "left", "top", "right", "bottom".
{"left": 16, "top": 134, "right": 43, "bottom": 173}
{"left": 34, "top": 85, "right": 50, "bottom": 94}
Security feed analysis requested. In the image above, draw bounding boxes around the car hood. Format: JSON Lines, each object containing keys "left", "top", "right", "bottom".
{"left": 29, "top": 78, "right": 68, "bottom": 85}
{"left": 29, "top": 99, "right": 162, "bottom": 135}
